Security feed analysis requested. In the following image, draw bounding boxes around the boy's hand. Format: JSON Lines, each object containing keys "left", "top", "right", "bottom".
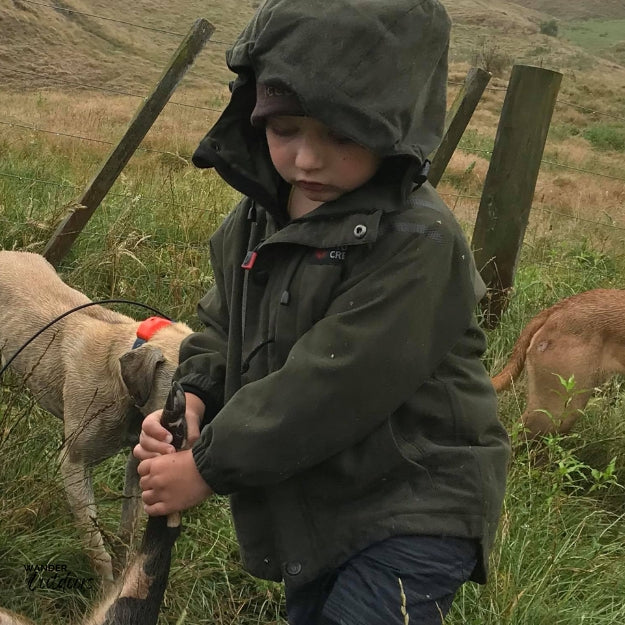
{"left": 138, "top": 449, "right": 213, "bottom": 516}
{"left": 133, "top": 409, "right": 174, "bottom": 459}
{"left": 133, "top": 392, "right": 206, "bottom": 460}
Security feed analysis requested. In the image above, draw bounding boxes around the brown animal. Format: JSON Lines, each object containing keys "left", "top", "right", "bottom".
{"left": 0, "top": 251, "right": 192, "bottom": 588}
{"left": 491, "top": 289, "right": 625, "bottom": 438}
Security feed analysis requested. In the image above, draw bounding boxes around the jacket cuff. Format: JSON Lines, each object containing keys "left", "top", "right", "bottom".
{"left": 175, "top": 373, "right": 223, "bottom": 424}
{"left": 192, "top": 431, "right": 230, "bottom": 496}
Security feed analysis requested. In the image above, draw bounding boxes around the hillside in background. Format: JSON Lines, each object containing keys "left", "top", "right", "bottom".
{"left": 0, "top": 0, "right": 258, "bottom": 99}
{"left": 1, "top": 0, "right": 624, "bottom": 98}
{"left": 511, "top": 0, "right": 625, "bottom": 20}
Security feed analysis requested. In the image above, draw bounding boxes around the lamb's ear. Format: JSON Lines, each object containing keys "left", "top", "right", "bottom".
{"left": 119, "top": 346, "right": 165, "bottom": 407}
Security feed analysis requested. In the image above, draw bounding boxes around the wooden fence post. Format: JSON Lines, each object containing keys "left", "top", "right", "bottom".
{"left": 43, "top": 18, "right": 215, "bottom": 267}
{"left": 428, "top": 66, "right": 491, "bottom": 187}
{"left": 472, "top": 64, "right": 562, "bottom": 327}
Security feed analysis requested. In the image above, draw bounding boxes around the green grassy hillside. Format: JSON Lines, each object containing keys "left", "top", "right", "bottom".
{"left": 512, "top": 0, "right": 625, "bottom": 20}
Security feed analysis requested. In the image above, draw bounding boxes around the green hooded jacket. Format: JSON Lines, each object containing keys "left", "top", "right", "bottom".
{"left": 175, "top": 0, "right": 510, "bottom": 587}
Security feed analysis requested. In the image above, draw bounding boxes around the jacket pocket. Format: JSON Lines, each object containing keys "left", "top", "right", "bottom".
{"left": 301, "top": 418, "right": 428, "bottom": 504}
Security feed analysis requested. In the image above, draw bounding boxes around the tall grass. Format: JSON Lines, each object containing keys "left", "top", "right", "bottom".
{"left": 1, "top": 69, "right": 625, "bottom": 623}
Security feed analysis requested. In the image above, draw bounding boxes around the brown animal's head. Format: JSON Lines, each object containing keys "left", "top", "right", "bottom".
{"left": 119, "top": 322, "right": 193, "bottom": 416}
{"left": 520, "top": 410, "right": 580, "bottom": 441}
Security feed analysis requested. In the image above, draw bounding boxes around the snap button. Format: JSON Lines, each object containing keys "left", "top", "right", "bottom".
{"left": 285, "top": 561, "right": 302, "bottom": 576}
{"left": 353, "top": 224, "right": 367, "bottom": 239}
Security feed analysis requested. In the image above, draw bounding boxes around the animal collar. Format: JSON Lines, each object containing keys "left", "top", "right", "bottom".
{"left": 132, "top": 316, "right": 172, "bottom": 349}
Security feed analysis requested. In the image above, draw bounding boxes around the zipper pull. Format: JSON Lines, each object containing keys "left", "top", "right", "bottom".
{"left": 241, "top": 250, "right": 258, "bottom": 270}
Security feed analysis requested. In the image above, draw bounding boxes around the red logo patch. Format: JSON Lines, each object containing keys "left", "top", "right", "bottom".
{"left": 310, "top": 247, "right": 347, "bottom": 265}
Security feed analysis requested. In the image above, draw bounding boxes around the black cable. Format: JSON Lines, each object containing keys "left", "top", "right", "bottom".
{"left": 0, "top": 299, "right": 171, "bottom": 380}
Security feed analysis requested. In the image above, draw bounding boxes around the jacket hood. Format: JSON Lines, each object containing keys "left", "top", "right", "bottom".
{"left": 193, "top": 0, "right": 451, "bottom": 209}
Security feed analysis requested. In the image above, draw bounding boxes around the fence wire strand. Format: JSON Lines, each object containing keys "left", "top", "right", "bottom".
{"left": 3, "top": 170, "right": 624, "bottom": 235}
{"left": 0, "top": 119, "right": 196, "bottom": 160}
{"left": 1, "top": 66, "right": 224, "bottom": 114}
{"left": 5, "top": 114, "right": 625, "bottom": 185}
{"left": 0, "top": 170, "right": 216, "bottom": 214}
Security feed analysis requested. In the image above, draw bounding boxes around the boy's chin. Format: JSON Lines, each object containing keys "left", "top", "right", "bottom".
{"left": 295, "top": 184, "right": 341, "bottom": 203}
{"left": 303, "top": 191, "right": 340, "bottom": 202}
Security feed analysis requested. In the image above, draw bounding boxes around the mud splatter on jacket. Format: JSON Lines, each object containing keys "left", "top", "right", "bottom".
{"left": 174, "top": 0, "right": 510, "bottom": 587}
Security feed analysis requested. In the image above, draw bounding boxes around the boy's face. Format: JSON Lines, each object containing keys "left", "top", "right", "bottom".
{"left": 265, "top": 116, "right": 381, "bottom": 204}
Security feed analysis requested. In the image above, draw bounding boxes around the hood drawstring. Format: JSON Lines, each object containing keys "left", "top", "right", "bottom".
{"left": 241, "top": 204, "right": 263, "bottom": 346}
{"left": 240, "top": 242, "right": 307, "bottom": 376}
{"left": 241, "top": 337, "right": 274, "bottom": 374}
{"left": 224, "top": 202, "right": 263, "bottom": 402}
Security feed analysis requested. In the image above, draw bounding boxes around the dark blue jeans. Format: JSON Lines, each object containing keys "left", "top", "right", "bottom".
{"left": 285, "top": 535, "right": 478, "bottom": 625}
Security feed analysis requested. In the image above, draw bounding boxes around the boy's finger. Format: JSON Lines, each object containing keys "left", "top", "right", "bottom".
{"left": 140, "top": 486, "right": 172, "bottom": 516}
{"left": 138, "top": 429, "right": 175, "bottom": 453}
{"left": 141, "top": 486, "right": 166, "bottom": 506}
{"left": 186, "top": 421, "right": 201, "bottom": 446}
{"left": 137, "top": 458, "right": 152, "bottom": 477}
{"left": 143, "top": 501, "right": 169, "bottom": 517}
{"left": 142, "top": 417, "right": 173, "bottom": 443}
{"left": 132, "top": 444, "right": 162, "bottom": 461}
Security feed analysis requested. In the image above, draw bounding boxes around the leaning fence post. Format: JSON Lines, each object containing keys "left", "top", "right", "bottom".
{"left": 472, "top": 64, "right": 562, "bottom": 328}
{"left": 428, "top": 66, "right": 491, "bottom": 187}
{"left": 43, "top": 18, "right": 215, "bottom": 267}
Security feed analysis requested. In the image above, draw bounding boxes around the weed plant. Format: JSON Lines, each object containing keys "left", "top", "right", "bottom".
{"left": 583, "top": 123, "right": 625, "bottom": 153}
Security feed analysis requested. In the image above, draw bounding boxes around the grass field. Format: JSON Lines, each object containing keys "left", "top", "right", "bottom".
{"left": 2, "top": 0, "right": 625, "bottom": 623}
{"left": 561, "top": 19, "right": 625, "bottom": 65}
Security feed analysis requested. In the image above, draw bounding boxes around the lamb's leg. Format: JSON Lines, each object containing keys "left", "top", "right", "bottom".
{"left": 84, "top": 515, "right": 181, "bottom": 625}
{"left": 114, "top": 452, "right": 142, "bottom": 575}
{"left": 84, "top": 383, "right": 187, "bottom": 625}
{"left": 59, "top": 452, "right": 115, "bottom": 590}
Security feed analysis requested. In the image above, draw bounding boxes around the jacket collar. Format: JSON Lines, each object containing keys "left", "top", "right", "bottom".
{"left": 260, "top": 209, "right": 384, "bottom": 250}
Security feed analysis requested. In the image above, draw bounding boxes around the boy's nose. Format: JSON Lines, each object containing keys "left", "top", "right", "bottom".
{"left": 294, "top": 138, "right": 324, "bottom": 171}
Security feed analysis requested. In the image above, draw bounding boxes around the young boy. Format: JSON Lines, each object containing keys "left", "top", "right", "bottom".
{"left": 135, "top": 1, "right": 511, "bottom": 623}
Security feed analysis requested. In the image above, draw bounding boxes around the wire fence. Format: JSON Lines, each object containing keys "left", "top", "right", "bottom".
{"left": 2, "top": 1, "right": 625, "bottom": 284}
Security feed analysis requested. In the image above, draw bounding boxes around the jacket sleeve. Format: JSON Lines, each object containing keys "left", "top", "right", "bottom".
{"left": 192, "top": 219, "right": 481, "bottom": 493}
{"left": 174, "top": 234, "right": 230, "bottom": 422}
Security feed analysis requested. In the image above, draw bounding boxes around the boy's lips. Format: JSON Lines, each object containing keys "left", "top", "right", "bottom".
{"left": 296, "top": 180, "right": 334, "bottom": 193}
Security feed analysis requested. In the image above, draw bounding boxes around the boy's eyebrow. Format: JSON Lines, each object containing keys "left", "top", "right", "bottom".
{"left": 265, "top": 118, "right": 303, "bottom": 132}
{"left": 266, "top": 118, "right": 290, "bottom": 127}
{"left": 267, "top": 116, "right": 300, "bottom": 123}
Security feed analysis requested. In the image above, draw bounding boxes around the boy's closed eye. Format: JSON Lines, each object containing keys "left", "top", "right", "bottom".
{"left": 266, "top": 120, "right": 300, "bottom": 138}
{"left": 326, "top": 129, "right": 355, "bottom": 146}
{"left": 266, "top": 117, "right": 356, "bottom": 147}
